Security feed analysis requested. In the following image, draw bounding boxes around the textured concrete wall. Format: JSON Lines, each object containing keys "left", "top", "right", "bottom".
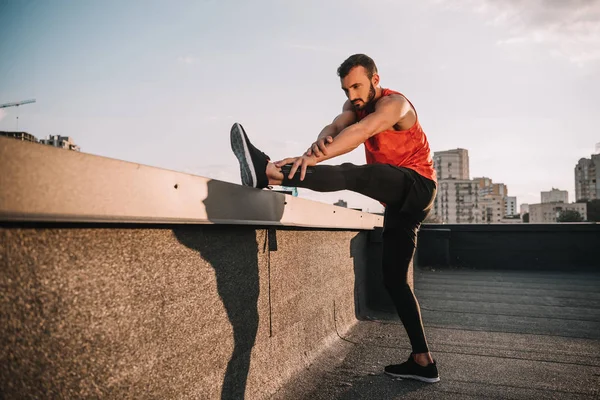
{"left": 417, "top": 224, "right": 600, "bottom": 270}
{"left": 0, "top": 225, "right": 369, "bottom": 399}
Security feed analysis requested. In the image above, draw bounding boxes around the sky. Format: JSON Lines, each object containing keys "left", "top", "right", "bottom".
{"left": 1, "top": 0, "right": 599, "bottom": 213}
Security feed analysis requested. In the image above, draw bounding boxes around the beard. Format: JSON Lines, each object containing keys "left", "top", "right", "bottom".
{"left": 352, "top": 83, "right": 377, "bottom": 111}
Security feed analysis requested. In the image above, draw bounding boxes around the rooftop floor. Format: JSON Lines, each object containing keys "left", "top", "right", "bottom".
{"left": 275, "top": 268, "right": 600, "bottom": 399}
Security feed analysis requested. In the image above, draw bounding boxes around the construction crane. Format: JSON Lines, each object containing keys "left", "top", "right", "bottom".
{"left": 0, "top": 99, "right": 36, "bottom": 131}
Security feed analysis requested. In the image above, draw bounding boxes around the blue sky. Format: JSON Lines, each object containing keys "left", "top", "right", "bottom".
{"left": 1, "top": 0, "right": 599, "bottom": 212}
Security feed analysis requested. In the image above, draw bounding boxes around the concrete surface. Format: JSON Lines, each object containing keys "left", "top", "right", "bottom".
{"left": 0, "top": 226, "right": 373, "bottom": 399}
{"left": 0, "top": 136, "right": 382, "bottom": 229}
{"left": 275, "top": 267, "right": 600, "bottom": 399}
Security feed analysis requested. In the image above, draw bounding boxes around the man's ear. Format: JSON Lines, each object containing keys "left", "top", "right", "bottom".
{"left": 372, "top": 73, "right": 380, "bottom": 87}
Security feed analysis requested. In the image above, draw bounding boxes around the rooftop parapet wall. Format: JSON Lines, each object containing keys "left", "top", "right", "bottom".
{"left": 1, "top": 226, "right": 370, "bottom": 399}
{"left": 0, "top": 136, "right": 383, "bottom": 229}
{"left": 0, "top": 137, "right": 384, "bottom": 399}
{"left": 417, "top": 224, "right": 600, "bottom": 270}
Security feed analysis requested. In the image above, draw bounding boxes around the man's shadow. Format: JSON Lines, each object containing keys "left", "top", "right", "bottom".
{"left": 351, "top": 227, "right": 397, "bottom": 320}
{"left": 173, "top": 179, "right": 285, "bottom": 399}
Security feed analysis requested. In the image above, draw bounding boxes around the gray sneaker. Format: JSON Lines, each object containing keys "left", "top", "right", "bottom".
{"left": 230, "top": 122, "right": 270, "bottom": 189}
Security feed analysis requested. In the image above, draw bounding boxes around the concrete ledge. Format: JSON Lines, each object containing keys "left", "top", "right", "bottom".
{"left": 0, "top": 137, "right": 382, "bottom": 230}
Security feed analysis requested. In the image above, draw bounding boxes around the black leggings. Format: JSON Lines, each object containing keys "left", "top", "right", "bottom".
{"left": 282, "top": 163, "right": 437, "bottom": 354}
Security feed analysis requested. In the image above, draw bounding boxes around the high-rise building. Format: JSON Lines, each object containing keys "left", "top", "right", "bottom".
{"left": 39, "top": 135, "right": 80, "bottom": 151}
{"left": 480, "top": 194, "right": 504, "bottom": 222}
{"left": 433, "top": 149, "right": 469, "bottom": 180}
{"left": 474, "top": 177, "right": 492, "bottom": 194}
{"left": 434, "top": 179, "right": 482, "bottom": 223}
{"left": 473, "top": 178, "right": 507, "bottom": 195}
{"left": 505, "top": 196, "right": 517, "bottom": 216}
{"left": 520, "top": 203, "right": 529, "bottom": 215}
{"left": 475, "top": 177, "right": 507, "bottom": 223}
{"left": 541, "top": 188, "right": 568, "bottom": 204}
{"left": 492, "top": 183, "right": 507, "bottom": 197}
{"left": 595, "top": 142, "right": 600, "bottom": 154}
{"left": 0, "top": 131, "right": 38, "bottom": 143}
{"left": 529, "top": 202, "right": 587, "bottom": 223}
{"left": 431, "top": 149, "right": 516, "bottom": 224}
{"left": 575, "top": 155, "right": 600, "bottom": 201}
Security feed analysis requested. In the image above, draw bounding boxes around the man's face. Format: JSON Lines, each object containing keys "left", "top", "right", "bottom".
{"left": 341, "top": 66, "right": 378, "bottom": 111}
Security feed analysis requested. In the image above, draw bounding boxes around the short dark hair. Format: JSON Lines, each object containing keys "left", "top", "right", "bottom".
{"left": 337, "top": 54, "right": 378, "bottom": 79}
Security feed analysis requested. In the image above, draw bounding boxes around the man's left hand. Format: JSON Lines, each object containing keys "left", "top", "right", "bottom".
{"left": 274, "top": 155, "right": 317, "bottom": 181}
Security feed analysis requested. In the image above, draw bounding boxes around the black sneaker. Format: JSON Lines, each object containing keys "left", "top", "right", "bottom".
{"left": 230, "top": 122, "right": 270, "bottom": 189}
{"left": 384, "top": 355, "right": 440, "bottom": 383}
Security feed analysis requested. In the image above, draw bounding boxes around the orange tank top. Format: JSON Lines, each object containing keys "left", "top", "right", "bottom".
{"left": 356, "top": 88, "right": 437, "bottom": 182}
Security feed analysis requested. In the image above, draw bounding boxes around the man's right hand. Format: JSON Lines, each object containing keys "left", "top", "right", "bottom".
{"left": 305, "top": 136, "right": 334, "bottom": 158}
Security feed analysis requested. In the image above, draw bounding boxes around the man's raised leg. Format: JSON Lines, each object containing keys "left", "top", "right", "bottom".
{"left": 231, "top": 123, "right": 414, "bottom": 205}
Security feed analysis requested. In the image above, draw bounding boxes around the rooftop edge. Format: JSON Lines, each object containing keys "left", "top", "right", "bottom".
{"left": 0, "top": 137, "right": 383, "bottom": 230}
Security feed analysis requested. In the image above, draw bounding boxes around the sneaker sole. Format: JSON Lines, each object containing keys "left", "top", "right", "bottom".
{"left": 230, "top": 123, "right": 257, "bottom": 188}
{"left": 384, "top": 371, "right": 440, "bottom": 383}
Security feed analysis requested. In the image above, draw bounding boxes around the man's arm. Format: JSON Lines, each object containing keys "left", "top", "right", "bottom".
{"left": 277, "top": 95, "right": 411, "bottom": 180}
{"left": 307, "top": 100, "right": 357, "bottom": 157}
{"left": 312, "top": 95, "right": 410, "bottom": 162}
{"left": 317, "top": 100, "right": 357, "bottom": 139}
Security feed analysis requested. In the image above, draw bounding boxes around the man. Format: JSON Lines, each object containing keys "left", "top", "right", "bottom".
{"left": 230, "top": 54, "right": 439, "bottom": 383}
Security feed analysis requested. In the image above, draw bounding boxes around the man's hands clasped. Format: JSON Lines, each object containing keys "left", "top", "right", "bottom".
{"left": 306, "top": 135, "right": 333, "bottom": 158}
{"left": 274, "top": 135, "right": 334, "bottom": 181}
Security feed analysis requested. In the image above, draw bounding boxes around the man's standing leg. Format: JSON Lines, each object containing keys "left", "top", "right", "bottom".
{"left": 382, "top": 214, "right": 431, "bottom": 354}
{"left": 381, "top": 202, "right": 440, "bottom": 382}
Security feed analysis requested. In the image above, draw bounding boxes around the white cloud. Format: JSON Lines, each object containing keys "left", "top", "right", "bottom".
{"left": 434, "top": 0, "right": 600, "bottom": 65}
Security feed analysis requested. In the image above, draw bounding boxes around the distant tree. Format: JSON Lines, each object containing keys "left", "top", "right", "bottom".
{"left": 586, "top": 199, "right": 600, "bottom": 222}
{"left": 522, "top": 213, "right": 529, "bottom": 223}
{"left": 557, "top": 209, "right": 584, "bottom": 222}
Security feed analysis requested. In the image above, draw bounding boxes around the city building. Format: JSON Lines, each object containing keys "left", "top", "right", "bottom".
{"left": 480, "top": 194, "right": 504, "bottom": 223}
{"left": 505, "top": 196, "right": 517, "bottom": 216}
{"left": 474, "top": 178, "right": 507, "bottom": 196}
{"left": 529, "top": 202, "right": 587, "bottom": 223}
{"left": 433, "top": 148, "right": 469, "bottom": 180}
{"left": 431, "top": 149, "right": 516, "bottom": 224}
{"left": 493, "top": 183, "right": 507, "bottom": 197}
{"left": 474, "top": 177, "right": 492, "bottom": 193}
{"left": 575, "top": 155, "right": 600, "bottom": 201}
{"left": 434, "top": 179, "right": 482, "bottom": 223}
{"left": 0, "top": 131, "right": 38, "bottom": 143}
{"left": 541, "top": 188, "right": 568, "bottom": 204}
{"left": 520, "top": 203, "right": 529, "bottom": 215}
{"left": 596, "top": 142, "right": 600, "bottom": 154}
{"left": 475, "top": 177, "right": 507, "bottom": 223}
{"left": 39, "top": 135, "right": 80, "bottom": 151}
